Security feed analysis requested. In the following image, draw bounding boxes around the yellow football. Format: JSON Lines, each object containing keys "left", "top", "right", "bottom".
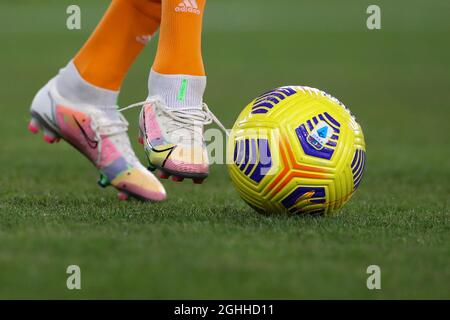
{"left": 227, "top": 86, "right": 366, "bottom": 216}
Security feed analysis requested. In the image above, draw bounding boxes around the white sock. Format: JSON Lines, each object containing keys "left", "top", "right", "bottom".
{"left": 147, "top": 69, "right": 206, "bottom": 109}
{"left": 56, "top": 61, "right": 119, "bottom": 109}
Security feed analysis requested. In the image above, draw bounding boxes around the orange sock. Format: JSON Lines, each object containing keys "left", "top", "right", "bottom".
{"left": 74, "top": 0, "right": 162, "bottom": 91}
{"left": 153, "top": 0, "right": 206, "bottom": 76}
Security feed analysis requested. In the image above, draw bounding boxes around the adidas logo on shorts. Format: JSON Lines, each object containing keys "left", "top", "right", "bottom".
{"left": 175, "top": 0, "right": 201, "bottom": 15}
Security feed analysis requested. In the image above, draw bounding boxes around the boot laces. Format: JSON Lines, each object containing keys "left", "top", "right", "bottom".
{"left": 120, "top": 97, "right": 229, "bottom": 145}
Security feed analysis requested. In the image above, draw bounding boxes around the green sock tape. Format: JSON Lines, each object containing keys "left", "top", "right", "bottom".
{"left": 177, "top": 79, "right": 188, "bottom": 102}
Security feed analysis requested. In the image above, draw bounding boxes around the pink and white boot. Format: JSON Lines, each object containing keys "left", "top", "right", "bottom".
{"left": 123, "top": 70, "right": 226, "bottom": 184}
{"left": 28, "top": 62, "right": 166, "bottom": 201}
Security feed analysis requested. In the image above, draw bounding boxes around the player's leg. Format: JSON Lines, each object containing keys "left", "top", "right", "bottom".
{"left": 28, "top": 0, "right": 166, "bottom": 201}
{"left": 152, "top": 0, "right": 205, "bottom": 76}
{"left": 139, "top": 0, "right": 210, "bottom": 183}
{"left": 74, "top": 0, "right": 162, "bottom": 90}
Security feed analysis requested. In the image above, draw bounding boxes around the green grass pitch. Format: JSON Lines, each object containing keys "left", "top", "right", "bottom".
{"left": 0, "top": 0, "right": 448, "bottom": 299}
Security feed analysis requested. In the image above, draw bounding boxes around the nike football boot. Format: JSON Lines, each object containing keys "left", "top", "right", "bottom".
{"left": 122, "top": 97, "right": 226, "bottom": 183}
{"left": 28, "top": 79, "right": 166, "bottom": 201}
